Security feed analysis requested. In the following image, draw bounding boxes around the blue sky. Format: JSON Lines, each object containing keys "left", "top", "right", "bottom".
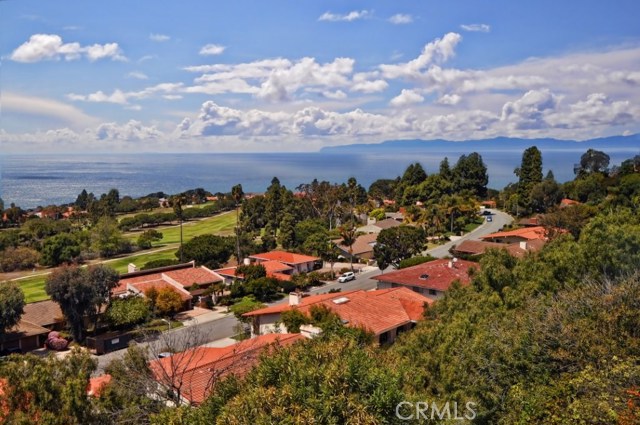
{"left": 2, "top": 0, "right": 640, "bottom": 152}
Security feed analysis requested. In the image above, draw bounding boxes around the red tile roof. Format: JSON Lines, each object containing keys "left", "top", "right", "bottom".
{"left": 214, "top": 261, "right": 293, "bottom": 281}
{"left": 164, "top": 267, "right": 222, "bottom": 287}
{"left": 149, "top": 333, "right": 303, "bottom": 405}
{"left": 560, "top": 198, "right": 581, "bottom": 207}
{"left": 250, "top": 250, "right": 319, "bottom": 265}
{"left": 453, "top": 239, "right": 545, "bottom": 259}
{"left": 480, "top": 226, "right": 549, "bottom": 241}
{"left": 375, "top": 258, "right": 478, "bottom": 291}
{"left": 130, "top": 280, "right": 192, "bottom": 301}
{"left": 87, "top": 375, "right": 112, "bottom": 397}
{"left": 244, "top": 287, "right": 432, "bottom": 336}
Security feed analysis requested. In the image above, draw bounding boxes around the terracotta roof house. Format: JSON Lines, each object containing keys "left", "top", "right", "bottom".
{"left": 113, "top": 262, "right": 223, "bottom": 309}
{"left": 560, "top": 198, "right": 581, "bottom": 208}
{"left": 375, "top": 258, "right": 479, "bottom": 300}
{"left": 480, "top": 226, "right": 549, "bottom": 244}
{"left": 357, "top": 218, "right": 403, "bottom": 234}
{"left": 87, "top": 375, "right": 112, "bottom": 397}
{"left": 452, "top": 239, "right": 545, "bottom": 259}
{"left": 333, "top": 233, "right": 378, "bottom": 261}
{"left": 518, "top": 215, "right": 543, "bottom": 227}
{"left": 248, "top": 250, "right": 320, "bottom": 274}
{"left": 149, "top": 333, "right": 303, "bottom": 405}
{"left": 215, "top": 260, "right": 295, "bottom": 284}
{"left": 243, "top": 287, "right": 432, "bottom": 345}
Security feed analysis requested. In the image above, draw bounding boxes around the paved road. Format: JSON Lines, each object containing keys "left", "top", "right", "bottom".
{"left": 425, "top": 209, "right": 513, "bottom": 258}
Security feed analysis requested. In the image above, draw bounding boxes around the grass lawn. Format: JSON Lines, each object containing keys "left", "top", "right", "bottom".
{"left": 125, "top": 211, "right": 236, "bottom": 246}
{"left": 104, "top": 248, "right": 179, "bottom": 273}
{"left": 16, "top": 274, "right": 50, "bottom": 303}
{"left": 464, "top": 218, "right": 485, "bottom": 233}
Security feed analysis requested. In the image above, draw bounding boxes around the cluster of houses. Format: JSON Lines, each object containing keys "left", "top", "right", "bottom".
{"left": 3, "top": 197, "right": 577, "bottom": 406}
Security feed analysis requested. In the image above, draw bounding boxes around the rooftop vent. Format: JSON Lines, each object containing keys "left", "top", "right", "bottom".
{"left": 419, "top": 274, "right": 429, "bottom": 280}
{"left": 332, "top": 297, "right": 350, "bottom": 305}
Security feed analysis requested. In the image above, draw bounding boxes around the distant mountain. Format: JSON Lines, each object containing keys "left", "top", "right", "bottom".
{"left": 320, "top": 134, "right": 640, "bottom": 153}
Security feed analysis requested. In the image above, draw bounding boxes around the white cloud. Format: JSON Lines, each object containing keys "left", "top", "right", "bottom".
{"left": 96, "top": 120, "right": 162, "bottom": 141}
{"left": 390, "top": 89, "right": 424, "bottom": 106}
{"left": 10, "top": 34, "right": 125, "bottom": 63}
{"left": 437, "top": 93, "right": 461, "bottom": 105}
{"left": 149, "top": 33, "right": 170, "bottom": 42}
{"left": 380, "top": 32, "right": 462, "bottom": 80}
{"left": 127, "top": 71, "right": 149, "bottom": 80}
{"left": 460, "top": 24, "right": 491, "bottom": 33}
{"left": 501, "top": 89, "right": 560, "bottom": 129}
{"left": 318, "top": 10, "right": 372, "bottom": 22}
{"left": 199, "top": 44, "right": 226, "bottom": 56}
{"left": 2, "top": 92, "right": 99, "bottom": 129}
{"left": 389, "top": 14, "right": 413, "bottom": 25}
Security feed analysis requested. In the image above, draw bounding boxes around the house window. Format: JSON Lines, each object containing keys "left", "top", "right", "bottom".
{"left": 428, "top": 289, "right": 437, "bottom": 296}
{"left": 379, "top": 331, "right": 390, "bottom": 345}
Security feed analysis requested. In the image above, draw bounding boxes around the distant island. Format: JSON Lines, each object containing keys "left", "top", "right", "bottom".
{"left": 320, "top": 133, "right": 640, "bottom": 153}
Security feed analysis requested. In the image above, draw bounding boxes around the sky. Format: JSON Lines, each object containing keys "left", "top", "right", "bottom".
{"left": 1, "top": 0, "right": 640, "bottom": 153}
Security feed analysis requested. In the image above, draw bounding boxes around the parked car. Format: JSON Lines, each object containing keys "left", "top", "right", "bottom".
{"left": 338, "top": 271, "right": 356, "bottom": 283}
{"left": 486, "top": 216, "right": 493, "bottom": 222}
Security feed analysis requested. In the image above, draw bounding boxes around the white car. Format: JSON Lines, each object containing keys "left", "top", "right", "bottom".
{"left": 338, "top": 271, "right": 356, "bottom": 283}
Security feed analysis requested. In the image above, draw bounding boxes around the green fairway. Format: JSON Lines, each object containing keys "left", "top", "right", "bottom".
{"left": 13, "top": 211, "right": 236, "bottom": 304}
{"left": 15, "top": 274, "right": 49, "bottom": 303}
{"left": 125, "top": 211, "right": 236, "bottom": 246}
{"left": 104, "top": 248, "right": 179, "bottom": 273}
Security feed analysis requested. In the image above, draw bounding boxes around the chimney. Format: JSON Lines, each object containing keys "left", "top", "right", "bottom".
{"left": 289, "top": 292, "right": 302, "bottom": 306}
{"left": 519, "top": 241, "right": 528, "bottom": 250}
{"left": 448, "top": 261, "right": 453, "bottom": 269}
{"left": 127, "top": 263, "right": 138, "bottom": 273}
{"left": 243, "top": 257, "right": 251, "bottom": 266}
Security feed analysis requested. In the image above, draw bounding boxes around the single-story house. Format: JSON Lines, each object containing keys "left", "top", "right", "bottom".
{"left": 0, "top": 319, "right": 50, "bottom": 353}
{"left": 149, "top": 333, "right": 303, "bottom": 405}
{"left": 113, "top": 262, "right": 224, "bottom": 309}
{"left": 248, "top": 251, "right": 320, "bottom": 274}
{"left": 357, "top": 218, "right": 403, "bottom": 234}
{"left": 375, "top": 258, "right": 479, "bottom": 300}
{"left": 22, "top": 299, "right": 65, "bottom": 331}
{"left": 243, "top": 287, "right": 432, "bottom": 345}
{"left": 332, "top": 233, "right": 378, "bottom": 261}
{"left": 215, "top": 259, "right": 294, "bottom": 285}
{"left": 452, "top": 239, "right": 545, "bottom": 259}
{"left": 480, "top": 226, "right": 549, "bottom": 244}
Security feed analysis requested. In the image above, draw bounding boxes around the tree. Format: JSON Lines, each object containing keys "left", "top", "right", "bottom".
{"left": 529, "top": 172, "right": 561, "bottom": 213}
{"left": 136, "top": 229, "right": 163, "bottom": 249}
{"left": 91, "top": 216, "right": 130, "bottom": 258}
{"left": 577, "top": 148, "right": 610, "bottom": 176}
{"left": 0, "top": 247, "right": 40, "bottom": 272}
{"left": 40, "top": 233, "right": 81, "bottom": 267}
{"left": 171, "top": 195, "right": 186, "bottom": 262}
{"left": 0, "top": 349, "right": 97, "bottom": 424}
{"left": 231, "top": 184, "right": 245, "bottom": 261}
{"left": 106, "top": 296, "right": 150, "bottom": 329}
{"left": 515, "top": 146, "right": 543, "bottom": 214}
{"left": 235, "top": 264, "right": 267, "bottom": 282}
{"left": 229, "top": 296, "right": 266, "bottom": 324}
{"left": 338, "top": 223, "right": 358, "bottom": 272}
{"left": 277, "top": 212, "right": 297, "bottom": 250}
{"left": 45, "top": 265, "right": 118, "bottom": 343}
{"left": 373, "top": 226, "right": 425, "bottom": 269}
{"left": 0, "top": 281, "right": 25, "bottom": 334}
{"left": 452, "top": 152, "right": 489, "bottom": 198}
{"left": 368, "top": 178, "right": 397, "bottom": 202}
{"left": 281, "top": 309, "right": 310, "bottom": 333}
{"left": 155, "top": 287, "right": 183, "bottom": 317}
{"left": 176, "top": 234, "right": 234, "bottom": 269}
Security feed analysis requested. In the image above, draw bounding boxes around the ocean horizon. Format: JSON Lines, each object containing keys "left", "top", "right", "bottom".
{"left": 2, "top": 147, "right": 638, "bottom": 209}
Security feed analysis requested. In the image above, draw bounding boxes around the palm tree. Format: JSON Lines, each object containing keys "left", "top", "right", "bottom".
{"left": 338, "top": 223, "right": 358, "bottom": 273}
{"left": 231, "top": 184, "right": 244, "bottom": 262}
{"left": 170, "top": 195, "right": 185, "bottom": 262}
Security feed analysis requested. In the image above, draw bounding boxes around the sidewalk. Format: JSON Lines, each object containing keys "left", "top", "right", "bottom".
{"left": 177, "top": 306, "right": 231, "bottom": 327}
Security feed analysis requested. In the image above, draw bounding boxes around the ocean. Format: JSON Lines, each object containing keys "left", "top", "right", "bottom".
{"left": 1, "top": 147, "right": 638, "bottom": 209}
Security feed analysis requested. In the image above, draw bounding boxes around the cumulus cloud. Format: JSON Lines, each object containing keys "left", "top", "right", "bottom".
{"left": 460, "top": 24, "right": 491, "bottom": 33}
{"left": 199, "top": 44, "right": 226, "bottom": 55}
{"left": 380, "top": 32, "right": 462, "bottom": 80}
{"left": 96, "top": 120, "right": 162, "bottom": 141}
{"left": 10, "top": 34, "right": 125, "bottom": 63}
{"left": 389, "top": 14, "right": 413, "bottom": 24}
{"left": 437, "top": 93, "right": 461, "bottom": 105}
{"left": 149, "top": 33, "right": 170, "bottom": 42}
{"left": 501, "top": 89, "right": 560, "bottom": 129}
{"left": 390, "top": 89, "right": 424, "bottom": 106}
{"left": 318, "top": 10, "right": 371, "bottom": 22}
